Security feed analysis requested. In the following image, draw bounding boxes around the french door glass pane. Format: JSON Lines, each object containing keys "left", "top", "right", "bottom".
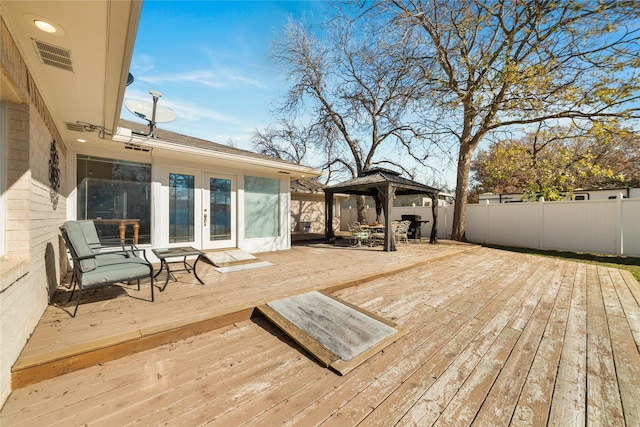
{"left": 169, "top": 173, "right": 195, "bottom": 243}
{"left": 210, "top": 178, "right": 231, "bottom": 240}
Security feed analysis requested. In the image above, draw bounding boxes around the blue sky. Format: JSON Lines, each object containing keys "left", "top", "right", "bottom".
{"left": 122, "top": 1, "right": 458, "bottom": 188}
{"left": 122, "top": 1, "right": 330, "bottom": 148}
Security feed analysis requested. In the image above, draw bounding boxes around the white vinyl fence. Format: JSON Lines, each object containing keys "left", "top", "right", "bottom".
{"left": 340, "top": 196, "right": 640, "bottom": 257}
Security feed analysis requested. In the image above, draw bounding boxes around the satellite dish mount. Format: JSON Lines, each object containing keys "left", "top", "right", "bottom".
{"left": 124, "top": 90, "right": 177, "bottom": 138}
{"left": 148, "top": 90, "right": 162, "bottom": 137}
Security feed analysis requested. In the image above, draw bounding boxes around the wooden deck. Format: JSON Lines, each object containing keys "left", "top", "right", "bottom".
{"left": 2, "top": 241, "right": 640, "bottom": 425}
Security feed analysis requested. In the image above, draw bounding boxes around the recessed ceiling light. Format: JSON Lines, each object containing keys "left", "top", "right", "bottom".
{"left": 25, "top": 14, "right": 65, "bottom": 36}
{"left": 34, "top": 20, "right": 56, "bottom": 33}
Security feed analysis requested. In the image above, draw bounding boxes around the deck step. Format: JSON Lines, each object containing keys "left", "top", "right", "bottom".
{"left": 11, "top": 244, "right": 479, "bottom": 389}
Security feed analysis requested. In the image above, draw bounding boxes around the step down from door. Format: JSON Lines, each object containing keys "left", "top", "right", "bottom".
{"left": 257, "top": 291, "right": 406, "bottom": 375}
{"left": 203, "top": 249, "right": 274, "bottom": 273}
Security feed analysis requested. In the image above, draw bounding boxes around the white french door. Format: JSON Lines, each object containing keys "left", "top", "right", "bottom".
{"left": 167, "top": 171, "right": 199, "bottom": 246}
{"left": 201, "top": 173, "right": 236, "bottom": 249}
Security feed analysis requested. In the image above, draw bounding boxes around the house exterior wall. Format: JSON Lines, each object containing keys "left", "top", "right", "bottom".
{"left": 291, "top": 193, "right": 343, "bottom": 235}
{"left": 67, "top": 146, "right": 293, "bottom": 257}
{"left": 291, "top": 194, "right": 326, "bottom": 234}
{"left": 0, "top": 103, "right": 67, "bottom": 407}
{"left": 1, "top": 18, "right": 67, "bottom": 406}
{"left": 479, "top": 188, "right": 640, "bottom": 203}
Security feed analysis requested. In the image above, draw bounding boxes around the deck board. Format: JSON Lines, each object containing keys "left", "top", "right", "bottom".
{"left": 511, "top": 262, "right": 575, "bottom": 426}
{"left": 2, "top": 243, "right": 640, "bottom": 426}
{"left": 586, "top": 266, "right": 625, "bottom": 425}
{"left": 547, "top": 263, "right": 588, "bottom": 426}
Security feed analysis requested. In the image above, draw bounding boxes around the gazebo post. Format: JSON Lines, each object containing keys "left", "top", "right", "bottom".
{"left": 325, "top": 190, "right": 334, "bottom": 243}
{"left": 380, "top": 184, "right": 396, "bottom": 252}
{"left": 430, "top": 192, "right": 438, "bottom": 244}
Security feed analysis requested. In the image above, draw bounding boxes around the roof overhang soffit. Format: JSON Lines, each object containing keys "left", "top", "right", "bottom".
{"left": 112, "top": 128, "right": 321, "bottom": 178}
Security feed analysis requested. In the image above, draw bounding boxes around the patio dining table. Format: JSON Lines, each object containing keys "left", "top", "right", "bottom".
{"left": 360, "top": 224, "right": 385, "bottom": 231}
{"left": 360, "top": 224, "right": 386, "bottom": 246}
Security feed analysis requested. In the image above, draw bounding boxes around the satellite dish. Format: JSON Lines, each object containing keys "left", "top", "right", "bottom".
{"left": 124, "top": 99, "right": 177, "bottom": 123}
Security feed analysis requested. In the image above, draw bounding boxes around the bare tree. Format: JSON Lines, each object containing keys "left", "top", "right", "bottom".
{"left": 252, "top": 119, "right": 310, "bottom": 164}
{"left": 262, "top": 13, "right": 434, "bottom": 221}
{"left": 379, "top": 0, "right": 640, "bottom": 240}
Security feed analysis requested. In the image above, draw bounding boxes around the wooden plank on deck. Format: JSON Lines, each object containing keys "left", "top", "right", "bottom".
{"left": 585, "top": 266, "right": 624, "bottom": 425}
{"left": 512, "top": 262, "right": 575, "bottom": 426}
{"left": 599, "top": 267, "right": 640, "bottom": 426}
{"left": 548, "top": 263, "right": 587, "bottom": 426}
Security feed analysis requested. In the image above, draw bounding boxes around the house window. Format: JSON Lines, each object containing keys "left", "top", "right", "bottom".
{"left": 169, "top": 173, "right": 195, "bottom": 243}
{"left": 0, "top": 101, "right": 5, "bottom": 256}
{"left": 77, "top": 155, "right": 151, "bottom": 244}
{"left": 209, "top": 177, "right": 231, "bottom": 240}
{"left": 245, "top": 176, "right": 280, "bottom": 238}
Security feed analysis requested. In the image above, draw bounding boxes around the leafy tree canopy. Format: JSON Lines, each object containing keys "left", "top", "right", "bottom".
{"left": 471, "top": 125, "right": 640, "bottom": 201}
{"left": 378, "top": 0, "right": 640, "bottom": 239}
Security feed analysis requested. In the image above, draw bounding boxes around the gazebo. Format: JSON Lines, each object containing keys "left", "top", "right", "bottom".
{"left": 324, "top": 168, "right": 440, "bottom": 251}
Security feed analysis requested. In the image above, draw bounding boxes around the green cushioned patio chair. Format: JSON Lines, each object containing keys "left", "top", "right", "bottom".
{"left": 77, "top": 220, "right": 141, "bottom": 256}
{"left": 60, "top": 221, "right": 154, "bottom": 317}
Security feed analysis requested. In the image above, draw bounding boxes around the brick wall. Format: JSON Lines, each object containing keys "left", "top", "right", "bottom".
{"left": 0, "top": 101, "right": 67, "bottom": 408}
{"left": 0, "top": 18, "right": 67, "bottom": 406}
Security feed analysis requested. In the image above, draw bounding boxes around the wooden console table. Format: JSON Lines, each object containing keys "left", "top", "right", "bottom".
{"left": 93, "top": 218, "right": 140, "bottom": 244}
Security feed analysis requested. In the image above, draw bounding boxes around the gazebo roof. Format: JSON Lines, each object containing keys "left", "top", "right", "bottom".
{"left": 323, "top": 168, "right": 440, "bottom": 251}
{"left": 325, "top": 168, "right": 440, "bottom": 197}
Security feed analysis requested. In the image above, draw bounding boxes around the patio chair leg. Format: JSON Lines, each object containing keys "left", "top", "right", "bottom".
{"left": 68, "top": 281, "right": 77, "bottom": 302}
{"left": 71, "top": 288, "right": 83, "bottom": 317}
{"left": 68, "top": 270, "right": 76, "bottom": 289}
{"left": 150, "top": 274, "right": 154, "bottom": 302}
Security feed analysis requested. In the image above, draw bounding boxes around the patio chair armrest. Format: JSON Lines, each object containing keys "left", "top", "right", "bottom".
{"left": 69, "top": 253, "right": 97, "bottom": 262}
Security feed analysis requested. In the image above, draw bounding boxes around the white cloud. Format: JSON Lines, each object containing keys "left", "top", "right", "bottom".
{"left": 137, "top": 70, "right": 223, "bottom": 89}
{"left": 123, "top": 88, "right": 238, "bottom": 124}
{"left": 135, "top": 67, "right": 269, "bottom": 90}
{"left": 131, "top": 54, "right": 155, "bottom": 74}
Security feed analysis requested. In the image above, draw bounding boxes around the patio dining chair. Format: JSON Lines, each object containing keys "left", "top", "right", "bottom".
{"left": 60, "top": 221, "right": 154, "bottom": 317}
{"left": 348, "top": 222, "right": 370, "bottom": 247}
{"left": 368, "top": 225, "right": 386, "bottom": 247}
{"left": 394, "top": 220, "right": 411, "bottom": 245}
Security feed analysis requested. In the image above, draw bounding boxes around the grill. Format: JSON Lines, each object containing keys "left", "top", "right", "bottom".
{"left": 401, "top": 215, "right": 421, "bottom": 240}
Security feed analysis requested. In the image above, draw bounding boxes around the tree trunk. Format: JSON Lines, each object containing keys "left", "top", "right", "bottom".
{"left": 451, "top": 146, "right": 473, "bottom": 241}
{"left": 356, "top": 195, "right": 367, "bottom": 223}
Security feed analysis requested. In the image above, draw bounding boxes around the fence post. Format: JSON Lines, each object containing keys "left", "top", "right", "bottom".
{"left": 484, "top": 199, "right": 490, "bottom": 244}
{"left": 616, "top": 193, "right": 624, "bottom": 256}
{"left": 539, "top": 197, "right": 545, "bottom": 250}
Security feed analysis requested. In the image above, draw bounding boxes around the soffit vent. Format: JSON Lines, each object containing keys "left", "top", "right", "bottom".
{"left": 65, "top": 122, "right": 85, "bottom": 132}
{"left": 124, "top": 143, "right": 151, "bottom": 153}
{"left": 32, "top": 39, "right": 73, "bottom": 72}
